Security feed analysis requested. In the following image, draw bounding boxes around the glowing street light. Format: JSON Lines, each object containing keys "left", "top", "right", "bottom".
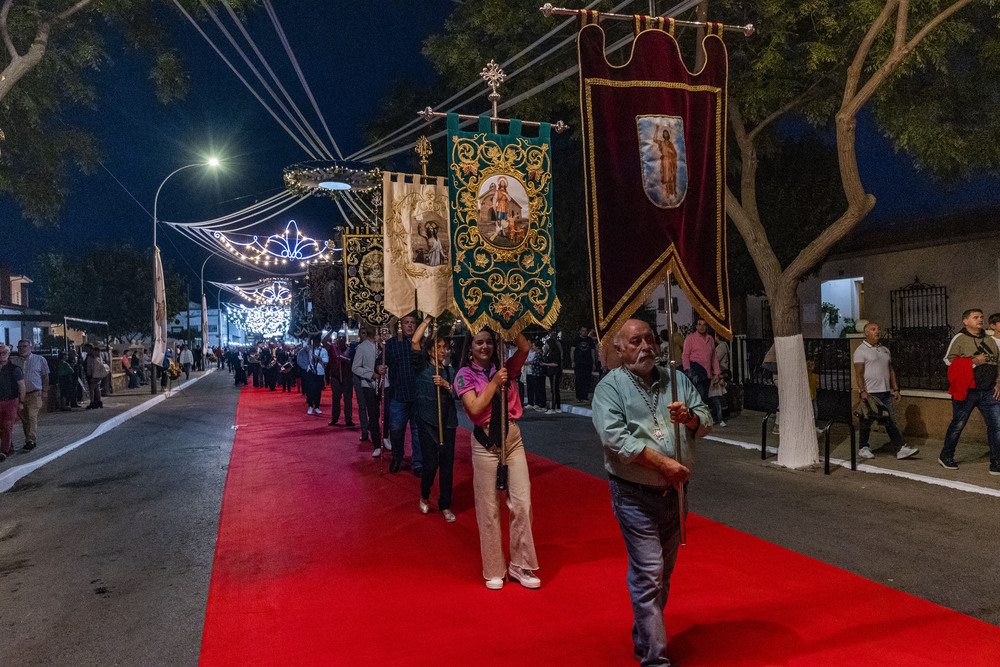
{"left": 151, "top": 157, "right": 223, "bottom": 394}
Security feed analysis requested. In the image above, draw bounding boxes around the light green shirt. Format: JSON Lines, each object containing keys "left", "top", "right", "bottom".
{"left": 592, "top": 366, "right": 711, "bottom": 488}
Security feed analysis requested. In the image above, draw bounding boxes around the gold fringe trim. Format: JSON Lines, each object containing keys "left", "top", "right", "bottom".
{"left": 456, "top": 297, "right": 562, "bottom": 342}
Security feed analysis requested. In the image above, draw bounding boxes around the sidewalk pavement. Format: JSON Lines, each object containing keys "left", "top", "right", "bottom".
{"left": 553, "top": 399, "right": 1000, "bottom": 497}
{"left": 0, "top": 369, "right": 215, "bottom": 477}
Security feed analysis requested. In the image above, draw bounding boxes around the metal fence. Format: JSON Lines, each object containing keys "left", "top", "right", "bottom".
{"left": 733, "top": 336, "right": 852, "bottom": 420}
{"left": 881, "top": 328, "right": 952, "bottom": 391}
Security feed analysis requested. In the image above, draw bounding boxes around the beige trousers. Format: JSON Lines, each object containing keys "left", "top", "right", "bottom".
{"left": 471, "top": 421, "right": 538, "bottom": 580}
{"left": 19, "top": 391, "right": 42, "bottom": 444}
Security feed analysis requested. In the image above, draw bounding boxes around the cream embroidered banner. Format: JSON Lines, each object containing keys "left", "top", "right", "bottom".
{"left": 382, "top": 172, "right": 455, "bottom": 318}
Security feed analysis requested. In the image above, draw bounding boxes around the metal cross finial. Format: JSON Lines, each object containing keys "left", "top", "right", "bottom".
{"left": 415, "top": 136, "right": 432, "bottom": 177}
{"left": 480, "top": 60, "right": 505, "bottom": 104}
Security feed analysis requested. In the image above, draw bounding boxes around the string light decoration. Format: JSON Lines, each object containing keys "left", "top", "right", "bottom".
{"left": 225, "top": 304, "right": 291, "bottom": 339}
{"left": 214, "top": 220, "right": 336, "bottom": 269}
{"left": 230, "top": 279, "right": 292, "bottom": 305}
{"left": 284, "top": 160, "right": 381, "bottom": 197}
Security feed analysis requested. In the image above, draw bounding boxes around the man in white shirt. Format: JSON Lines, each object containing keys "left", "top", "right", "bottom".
{"left": 11, "top": 340, "right": 49, "bottom": 451}
{"left": 352, "top": 327, "right": 384, "bottom": 453}
{"left": 853, "top": 322, "right": 917, "bottom": 460}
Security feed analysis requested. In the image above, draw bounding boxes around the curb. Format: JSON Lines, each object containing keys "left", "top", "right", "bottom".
{"left": 0, "top": 370, "right": 214, "bottom": 493}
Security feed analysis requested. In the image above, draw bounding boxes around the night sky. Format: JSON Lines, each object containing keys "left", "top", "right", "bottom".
{"left": 3, "top": 1, "right": 999, "bottom": 299}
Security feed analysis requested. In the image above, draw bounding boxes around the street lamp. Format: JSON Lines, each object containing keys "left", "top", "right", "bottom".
{"left": 200, "top": 254, "right": 212, "bottom": 362}
{"left": 151, "top": 158, "right": 221, "bottom": 394}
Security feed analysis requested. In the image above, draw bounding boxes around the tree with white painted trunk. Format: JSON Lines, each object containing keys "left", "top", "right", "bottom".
{"left": 718, "top": 0, "right": 1000, "bottom": 467}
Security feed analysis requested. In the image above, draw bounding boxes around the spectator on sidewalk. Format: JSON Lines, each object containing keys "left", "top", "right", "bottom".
{"left": 989, "top": 313, "right": 1000, "bottom": 349}
{"left": 56, "top": 352, "right": 78, "bottom": 408}
{"left": 84, "top": 344, "right": 107, "bottom": 409}
{"left": 572, "top": 325, "right": 597, "bottom": 403}
{"left": 525, "top": 339, "right": 545, "bottom": 410}
{"left": 853, "top": 322, "right": 917, "bottom": 460}
{"left": 543, "top": 332, "right": 563, "bottom": 414}
{"left": 0, "top": 344, "right": 26, "bottom": 462}
{"left": 179, "top": 345, "right": 194, "bottom": 381}
{"left": 681, "top": 318, "right": 720, "bottom": 406}
{"left": 938, "top": 308, "right": 999, "bottom": 473}
{"left": 11, "top": 339, "right": 48, "bottom": 451}
{"left": 121, "top": 350, "right": 139, "bottom": 389}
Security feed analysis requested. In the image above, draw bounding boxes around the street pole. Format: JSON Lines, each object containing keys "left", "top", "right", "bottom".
{"left": 151, "top": 158, "right": 221, "bottom": 394}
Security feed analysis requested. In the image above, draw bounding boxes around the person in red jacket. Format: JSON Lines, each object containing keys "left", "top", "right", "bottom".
{"left": 938, "top": 308, "right": 1000, "bottom": 473}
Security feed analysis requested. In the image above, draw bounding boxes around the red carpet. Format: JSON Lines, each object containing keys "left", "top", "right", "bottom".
{"left": 200, "top": 387, "right": 1000, "bottom": 666}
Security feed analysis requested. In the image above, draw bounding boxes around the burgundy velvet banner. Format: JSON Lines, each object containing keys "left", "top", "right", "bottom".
{"left": 579, "top": 20, "right": 731, "bottom": 348}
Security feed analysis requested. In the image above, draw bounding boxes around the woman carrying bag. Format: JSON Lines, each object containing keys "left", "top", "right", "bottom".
{"left": 454, "top": 328, "right": 539, "bottom": 591}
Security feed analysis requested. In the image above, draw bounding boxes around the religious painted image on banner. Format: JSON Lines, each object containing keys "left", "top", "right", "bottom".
{"left": 475, "top": 174, "right": 529, "bottom": 249}
{"left": 359, "top": 250, "right": 385, "bottom": 292}
{"left": 637, "top": 115, "right": 688, "bottom": 209}
{"left": 410, "top": 217, "right": 450, "bottom": 267}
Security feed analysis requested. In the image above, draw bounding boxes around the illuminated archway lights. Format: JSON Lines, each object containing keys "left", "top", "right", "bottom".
{"left": 225, "top": 304, "right": 291, "bottom": 338}
{"left": 214, "top": 220, "right": 335, "bottom": 268}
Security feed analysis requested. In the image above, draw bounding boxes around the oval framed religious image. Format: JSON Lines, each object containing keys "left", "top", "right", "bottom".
{"left": 359, "top": 250, "right": 385, "bottom": 292}
{"left": 475, "top": 173, "right": 530, "bottom": 250}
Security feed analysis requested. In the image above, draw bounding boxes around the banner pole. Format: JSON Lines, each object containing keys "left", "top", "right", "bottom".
{"left": 665, "top": 273, "right": 686, "bottom": 547}
{"left": 538, "top": 3, "right": 755, "bottom": 35}
{"left": 433, "top": 318, "right": 444, "bottom": 448}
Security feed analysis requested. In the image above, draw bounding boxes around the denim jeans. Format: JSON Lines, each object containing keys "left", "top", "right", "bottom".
{"left": 610, "top": 477, "right": 684, "bottom": 667}
{"left": 858, "top": 391, "right": 904, "bottom": 451}
{"left": 389, "top": 397, "right": 422, "bottom": 468}
{"left": 940, "top": 388, "right": 1000, "bottom": 465}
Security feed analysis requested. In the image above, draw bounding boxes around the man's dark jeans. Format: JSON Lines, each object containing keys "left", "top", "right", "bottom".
{"left": 940, "top": 388, "right": 1000, "bottom": 465}
{"left": 858, "top": 391, "right": 904, "bottom": 452}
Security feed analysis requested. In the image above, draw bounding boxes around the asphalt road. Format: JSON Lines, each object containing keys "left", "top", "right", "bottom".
{"left": 2, "top": 372, "right": 997, "bottom": 666}
{"left": 1, "top": 371, "right": 240, "bottom": 666}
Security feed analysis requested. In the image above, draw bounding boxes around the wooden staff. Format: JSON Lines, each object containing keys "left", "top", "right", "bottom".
{"left": 664, "top": 274, "right": 686, "bottom": 547}
{"left": 433, "top": 318, "right": 444, "bottom": 448}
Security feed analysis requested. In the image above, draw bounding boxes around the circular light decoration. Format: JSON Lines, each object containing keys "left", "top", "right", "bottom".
{"left": 284, "top": 160, "right": 380, "bottom": 197}
{"left": 226, "top": 304, "right": 291, "bottom": 339}
{"left": 214, "top": 220, "right": 336, "bottom": 268}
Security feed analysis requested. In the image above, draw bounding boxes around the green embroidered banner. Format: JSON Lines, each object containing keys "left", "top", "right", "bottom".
{"left": 447, "top": 113, "right": 560, "bottom": 339}
{"left": 343, "top": 232, "right": 391, "bottom": 328}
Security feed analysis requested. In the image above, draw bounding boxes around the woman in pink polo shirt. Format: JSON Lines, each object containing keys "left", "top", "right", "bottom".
{"left": 454, "top": 328, "right": 538, "bottom": 591}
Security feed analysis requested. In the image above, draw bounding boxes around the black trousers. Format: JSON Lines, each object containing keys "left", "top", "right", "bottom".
{"left": 575, "top": 363, "right": 592, "bottom": 400}
{"left": 358, "top": 386, "right": 380, "bottom": 439}
{"left": 328, "top": 374, "right": 354, "bottom": 424}
{"left": 304, "top": 372, "right": 323, "bottom": 408}
{"left": 547, "top": 370, "right": 562, "bottom": 409}
{"left": 418, "top": 420, "right": 456, "bottom": 510}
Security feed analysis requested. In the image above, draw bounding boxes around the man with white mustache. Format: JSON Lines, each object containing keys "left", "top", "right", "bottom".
{"left": 592, "top": 319, "right": 711, "bottom": 666}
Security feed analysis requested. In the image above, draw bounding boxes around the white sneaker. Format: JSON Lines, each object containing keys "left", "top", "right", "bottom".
{"left": 858, "top": 446, "right": 875, "bottom": 459}
{"left": 315, "top": 408, "right": 322, "bottom": 415}
{"left": 545, "top": 409, "right": 556, "bottom": 415}
{"left": 419, "top": 498, "right": 431, "bottom": 514}
{"left": 383, "top": 438, "right": 392, "bottom": 451}
{"left": 371, "top": 447, "right": 381, "bottom": 458}
{"left": 485, "top": 578, "right": 504, "bottom": 590}
{"left": 307, "top": 407, "right": 314, "bottom": 415}
{"left": 718, "top": 420, "right": 727, "bottom": 427}
{"left": 442, "top": 509, "right": 456, "bottom": 523}
{"left": 533, "top": 406, "right": 546, "bottom": 412}
{"left": 507, "top": 564, "right": 540, "bottom": 589}
{"left": 896, "top": 445, "right": 919, "bottom": 460}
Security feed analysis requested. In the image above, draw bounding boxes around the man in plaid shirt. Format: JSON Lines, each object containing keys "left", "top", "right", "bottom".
{"left": 382, "top": 314, "right": 423, "bottom": 475}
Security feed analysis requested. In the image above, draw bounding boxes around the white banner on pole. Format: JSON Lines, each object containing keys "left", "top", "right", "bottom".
{"left": 201, "top": 293, "right": 209, "bottom": 358}
{"left": 152, "top": 247, "right": 168, "bottom": 367}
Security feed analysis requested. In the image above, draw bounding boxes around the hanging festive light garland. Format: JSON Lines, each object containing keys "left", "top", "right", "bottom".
{"left": 227, "top": 279, "right": 292, "bottom": 305}
{"left": 225, "top": 304, "right": 291, "bottom": 339}
{"left": 214, "top": 219, "right": 336, "bottom": 269}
